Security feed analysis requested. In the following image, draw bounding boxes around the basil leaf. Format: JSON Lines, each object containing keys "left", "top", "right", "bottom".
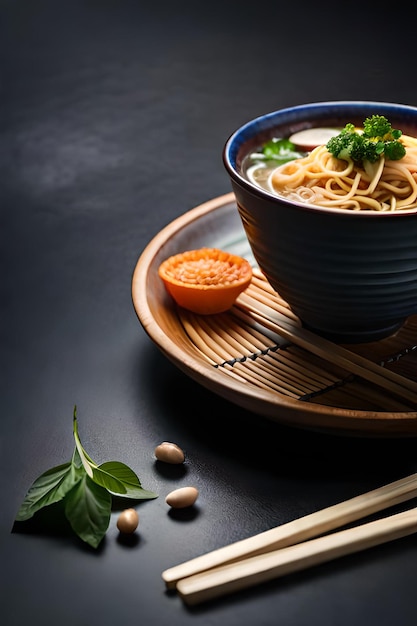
{"left": 89, "top": 463, "right": 128, "bottom": 494}
{"left": 15, "top": 459, "right": 83, "bottom": 522}
{"left": 73, "top": 410, "right": 137, "bottom": 495}
{"left": 100, "top": 461, "right": 158, "bottom": 499}
{"left": 72, "top": 410, "right": 156, "bottom": 497}
{"left": 14, "top": 407, "right": 159, "bottom": 548}
{"left": 73, "top": 410, "right": 97, "bottom": 478}
{"left": 64, "top": 474, "right": 112, "bottom": 548}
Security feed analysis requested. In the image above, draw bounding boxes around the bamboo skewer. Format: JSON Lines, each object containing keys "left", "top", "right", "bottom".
{"left": 176, "top": 507, "right": 417, "bottom": 605}
{"left": 162, "top": 472, "right": 417, "bottom": 590}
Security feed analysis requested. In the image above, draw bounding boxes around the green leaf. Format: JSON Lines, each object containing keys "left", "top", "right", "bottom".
{"left": 73, "top": 408, "right": 96, "bottom": 478}
{"left": 64, "top": 474, "right": 112, "bottom": 548}
{"left": 15, "top": 406, "right": 159, "bottom": 548}
{"left": 100, "top": 461, "right": 158, "bottom": 499}
{"left": 261, "top": 138, "right": 303, "bottom": 164}
{"left": 89, "top": 463, "right": 128, "bottom": 495}
{"left": 72, "top": 407, "right": 157, "bottom": 499}
{"left": 15, "top": 460, "right": 83, "bottom": 522}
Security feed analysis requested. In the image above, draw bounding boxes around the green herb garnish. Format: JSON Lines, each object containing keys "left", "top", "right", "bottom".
{"left": 14, "top": 407, "right": 158, "bottom": 548}
{"left": 252, "top": 137, "right": 305, "bottom": 165}
{"left": 326, "top": 115, "right": 406, "bottom": 165}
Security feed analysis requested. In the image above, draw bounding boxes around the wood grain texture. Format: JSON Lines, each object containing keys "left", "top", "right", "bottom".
{"left": 132, "top": 193, "right": 417, "bottom": 436}
{"left": 163, "top": 471, "right": 417, "bottom": 590}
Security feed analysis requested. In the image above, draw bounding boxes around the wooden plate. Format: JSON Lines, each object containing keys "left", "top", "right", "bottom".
{"left": 132, "top": 193, "right": 417, "bottom": 437}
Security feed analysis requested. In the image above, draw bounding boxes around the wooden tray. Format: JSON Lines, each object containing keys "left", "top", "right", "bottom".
{"left": 132, "top": 193, "right": 417, "bottom": 437}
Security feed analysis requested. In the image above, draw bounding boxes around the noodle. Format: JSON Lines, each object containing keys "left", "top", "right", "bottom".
{"left": 268, "top": 134, "right": 417, "bottom": 211}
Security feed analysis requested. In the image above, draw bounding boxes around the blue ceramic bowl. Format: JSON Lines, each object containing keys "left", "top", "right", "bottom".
{"left": 223, "top": 101, "right": 417, "bottom": 343}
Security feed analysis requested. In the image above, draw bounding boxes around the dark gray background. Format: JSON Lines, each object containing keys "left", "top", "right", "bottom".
{"left": 2, "top": 2, "right": 417, "bottom": 625}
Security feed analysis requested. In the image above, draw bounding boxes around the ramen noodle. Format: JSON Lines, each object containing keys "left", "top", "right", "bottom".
{"left": 252, "top": 134, "right": 417, "bottom": 211}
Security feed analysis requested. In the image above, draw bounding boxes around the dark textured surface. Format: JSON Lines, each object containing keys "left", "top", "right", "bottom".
{"left": 2, "top": 2, "right": 417, "bottom": 625}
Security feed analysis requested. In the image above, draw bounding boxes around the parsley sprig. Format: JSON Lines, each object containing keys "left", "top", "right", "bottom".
{"left": 14, "top": 407, "right": 158, "bottom": 548}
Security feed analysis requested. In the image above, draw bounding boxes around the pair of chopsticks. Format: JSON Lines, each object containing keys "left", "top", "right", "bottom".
{"left": 162, "top": 472, "right": 417, "bottom": 605}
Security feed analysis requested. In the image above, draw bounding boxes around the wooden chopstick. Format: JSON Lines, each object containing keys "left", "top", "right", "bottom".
{"left": 176, "top": 507, "right": 417, "bottom": 605}
{"left": 235, "top": 298, "right": 417, "bottom": 407}
{"left": 162, "top": 472, "right": 417, "bottom": 590}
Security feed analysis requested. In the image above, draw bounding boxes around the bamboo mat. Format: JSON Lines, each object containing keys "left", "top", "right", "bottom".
{"left": 177, "top": 270, "right": 417, "bottom": 413}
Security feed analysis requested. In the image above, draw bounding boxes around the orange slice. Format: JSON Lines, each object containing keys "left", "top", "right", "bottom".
{"left": 158, "top": 247, "right": 253, "bottom": 314}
